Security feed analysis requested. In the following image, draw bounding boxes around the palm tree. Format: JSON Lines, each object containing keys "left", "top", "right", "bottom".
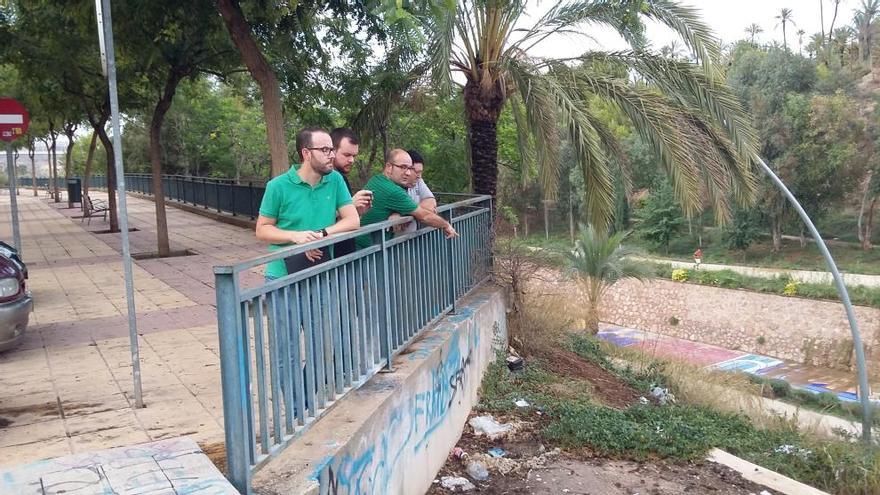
{"left": 565, "top": 224, "right": 653, "bottom": 334}
{"left": 745, "top": 23, "right": 763, "bottom": 43}
{"left": 854, "top": 0, "right": 880, "bottom": 69}
{"left": 797, "top": 29, "right": 806, "bottom": 55}
{"left": 424, "top": 1, "right": 758, "bottom": 226}
{"left": 807, "top": 32, "right": 825, "bottom": 58}
{"left": 775, "top": 8, "right": 796, "bottom": 49}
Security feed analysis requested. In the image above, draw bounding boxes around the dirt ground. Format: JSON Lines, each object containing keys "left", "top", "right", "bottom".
{"left": 426, "top": 415, "right": 778, "bottom": 495}
{"left": 428, "top": 346, "right": 777, "bottom": 495}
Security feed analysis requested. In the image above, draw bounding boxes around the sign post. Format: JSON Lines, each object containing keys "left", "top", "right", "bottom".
{"left": 0, "top": 98, "right": 29, "bottom": 256}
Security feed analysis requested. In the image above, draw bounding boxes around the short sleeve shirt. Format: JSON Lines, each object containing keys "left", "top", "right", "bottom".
{"left": 402, "top": 179, "right": 435, "bottom": 233}
{"left": 355, "top": 174, "right": 418, "bottom": 249}
{"left": 259, "top": 167, "right": 353, "bottom": 277}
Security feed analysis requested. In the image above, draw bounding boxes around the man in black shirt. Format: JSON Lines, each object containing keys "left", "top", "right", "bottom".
{"left": 330, "top": 128, "right": 372, "bottom": 257}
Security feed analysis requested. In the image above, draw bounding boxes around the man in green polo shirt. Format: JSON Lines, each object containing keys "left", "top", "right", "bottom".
{"left": 256, "top": 127, "right": 360, "bottom": 278}
{"left": 355, "top": 148, "right": 458, "bottom": 249}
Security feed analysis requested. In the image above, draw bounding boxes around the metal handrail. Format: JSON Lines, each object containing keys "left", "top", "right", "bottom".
{"left": 214, "top": 194, "right": 493, "bottom": 494}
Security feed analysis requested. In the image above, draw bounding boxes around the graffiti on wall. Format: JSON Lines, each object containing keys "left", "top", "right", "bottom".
{"left": 312, "top": 315, "right": 485, "bottom": 494}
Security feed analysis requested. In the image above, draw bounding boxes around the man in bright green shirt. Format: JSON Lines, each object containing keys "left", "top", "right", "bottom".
{"left": 355, "top": 148, "right": 458, "bottom": 249}
{"left": 256, "top": 127, "right": 360, "bottom": 278}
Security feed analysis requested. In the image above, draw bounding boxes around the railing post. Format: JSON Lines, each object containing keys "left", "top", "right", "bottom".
{"left": 215, "top": 269, "right": 251, "bottom": 494}
{"left": 216, "top": 180, "right": 222, "bottom": 213}
{"left": 441, "top": 209, "right": 456, "bottom": 313}
{"left": 248, "top": 182, "right": 255, "bottom": 220}
{"left": 372, "top": 231, "right": 394, "bottom": 371}
{"left": 203, "top": 178, "right": 209, "bottom": 209}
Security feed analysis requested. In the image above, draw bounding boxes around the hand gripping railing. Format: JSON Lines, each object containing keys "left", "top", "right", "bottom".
{"left": 213, "top": 195, "right": 493, "bottom": 494}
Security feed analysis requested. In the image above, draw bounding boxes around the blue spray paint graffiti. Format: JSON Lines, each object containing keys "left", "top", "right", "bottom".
{"left": 311, "top": 317, "right": 484, "bottom": 494}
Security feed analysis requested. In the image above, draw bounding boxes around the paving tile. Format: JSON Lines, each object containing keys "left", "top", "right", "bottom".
{"left": 0, "top": 418, "right": 67, "bottom": 448}
{"left": 65, "top": 408, "right": 140, "bottom": 437}
{"left": 68, "top": 426, "right": 152, "bottom": 454}
{"left": 0, "top": 436, "right": 71, "bottom": 468}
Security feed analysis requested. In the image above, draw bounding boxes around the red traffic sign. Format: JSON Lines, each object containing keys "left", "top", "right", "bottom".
{"left": 0, "top": 98, "right": 29, "bottom": 142}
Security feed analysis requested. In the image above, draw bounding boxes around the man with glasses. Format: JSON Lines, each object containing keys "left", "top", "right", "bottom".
{"left": 355, "top": 148, "right": 458, "bottom": 249}
{"left": 256, "top": 127, "right": 359, "bottom": 279}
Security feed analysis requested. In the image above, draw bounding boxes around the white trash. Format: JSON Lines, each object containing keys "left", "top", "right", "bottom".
{"left": 513, "top": 398, "right": 530, "bottom": 408}
{"left": 650, "top": 386, "right": 676, "bottom": 405}
{"left": 469, "top": 415, "right": 514, "bottom": 440}
{"left": 440, "top": 476, "right": 475, "bottom": 492}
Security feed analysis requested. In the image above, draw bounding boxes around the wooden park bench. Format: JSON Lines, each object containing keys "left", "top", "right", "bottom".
{"left": 82, "top": 194, "right": 109, "bottom": 225}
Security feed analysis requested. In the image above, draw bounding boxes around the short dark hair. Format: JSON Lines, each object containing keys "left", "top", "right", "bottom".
{"left": 330, "top": 127, "right": 359, "bottom": 149}
{"left": 295, "top": 127, "right": 327, "bottom": 162}
{"left": 407, "top": 149, "right": 424, "bottom": 165}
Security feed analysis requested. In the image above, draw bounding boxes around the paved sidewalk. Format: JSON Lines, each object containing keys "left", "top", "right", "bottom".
{"left": 0, "top": 191, "right": 265, "bottom": 468}
{"left": 636, "top": 255, "right": 880, "bottom": 288}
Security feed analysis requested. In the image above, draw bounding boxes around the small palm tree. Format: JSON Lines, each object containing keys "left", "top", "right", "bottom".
{"left": 797, "top": 29, "right": 806, "bottom": 54}
{"left": 745, "top": 23, "right": 763, "bottom": 43}
{"left": 776, "top": 8, "right": 796, "bottom": 49}
{"left": 565, "top": 224, "right": 653, "bottom": 334}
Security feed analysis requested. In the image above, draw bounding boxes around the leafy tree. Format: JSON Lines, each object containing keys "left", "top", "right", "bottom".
{"left": 724, "top": 207, "right": 762, "bottom": 254}
{"left": 638, "top": 177, "right": 685, "bottom": 254}
{"left": 215, "top": 0, "right": 387, "bottom": 177}
{"left": 565, "top": 224, "right": 652, "bottom": 334}
{"left": 419, "top": 0, "right": 759, "bottom": 226}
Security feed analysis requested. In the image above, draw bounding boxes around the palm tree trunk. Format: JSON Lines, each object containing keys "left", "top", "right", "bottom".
{"left": 820, "top": 0, "right": 825, "bottom": 40}
{"left": 468, "top": 119, "right": 499, "bottom": 196}
{"left": 828, "top": 0, "right": 839, "bottom": 43}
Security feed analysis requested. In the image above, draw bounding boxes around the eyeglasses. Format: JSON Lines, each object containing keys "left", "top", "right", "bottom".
{"left": 306, "top": 147, "right": 335, "bottom": 155}
{"left": 390, "top": 162, "right": 416, "bottom": 172}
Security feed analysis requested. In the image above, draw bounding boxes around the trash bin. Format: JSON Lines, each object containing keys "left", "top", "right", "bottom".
{"left": 67, "top": 178, "right": 82, "bottom": 206}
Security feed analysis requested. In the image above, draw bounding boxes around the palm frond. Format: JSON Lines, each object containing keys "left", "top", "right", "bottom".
{"left": 576, "top": 50, "right": 757, "bottom": 164}
{"left": 507, "top": 1, "right": 647, "bottom": 58}
{"left": 509, "top": 95, "right": 536, "bottom": 189}
{"left": 423, "top": 2, "right": 457, "bottom": 92}
{"left": 641, "top": 0, "right": 723, "bottom": 78}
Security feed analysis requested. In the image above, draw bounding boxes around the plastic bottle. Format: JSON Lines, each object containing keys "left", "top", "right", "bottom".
{"left": 466, "top": 460, "right": 489, "bottom": 481}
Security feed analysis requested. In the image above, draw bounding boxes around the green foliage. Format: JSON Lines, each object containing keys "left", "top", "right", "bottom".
{"left": 724, "top": 207, "right": 762, "bottom": 251}
{"left": 479, "top": 340, "right": 880, "bottom": 494}
{"left": 646, "top": 262, "right": 880, "bottom": 309}
{"left": 637, "top": 177, "right": 685, "bottom": 253}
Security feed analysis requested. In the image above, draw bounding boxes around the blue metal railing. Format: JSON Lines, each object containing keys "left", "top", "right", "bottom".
{"left": 214, "top": 195, "right": 493, "bottom": 494}
{"left": 19, "top": 174, "right": 267, "bottom": 219}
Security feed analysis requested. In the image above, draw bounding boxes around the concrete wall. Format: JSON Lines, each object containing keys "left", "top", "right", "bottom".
{"left": 602, "top": 279, "right": 880, "bottom": 372}
{"left": 253, "top": 286, "right": 507, "bottom": 495}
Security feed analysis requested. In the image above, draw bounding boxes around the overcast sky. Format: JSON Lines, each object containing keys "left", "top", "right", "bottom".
{"left": 527, "top": 0, "right": 862, "bottom": 58}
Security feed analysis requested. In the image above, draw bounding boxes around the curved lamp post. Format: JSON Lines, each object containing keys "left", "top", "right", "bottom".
{"left": 756, "top": 155, "right": 872, "bottom": 442}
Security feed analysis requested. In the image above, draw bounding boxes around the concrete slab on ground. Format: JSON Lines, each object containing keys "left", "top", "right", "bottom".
{"left": 0, "top": 436, "right": 237, "bottom": 494}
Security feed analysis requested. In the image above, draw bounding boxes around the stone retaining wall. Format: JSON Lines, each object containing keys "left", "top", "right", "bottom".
{"left": 602, "top": 279, "right": 880, "bottom": 372}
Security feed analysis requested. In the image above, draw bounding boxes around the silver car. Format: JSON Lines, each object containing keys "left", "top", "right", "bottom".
{"left": 0, "top": 242, "right": 32, "bottom": 352}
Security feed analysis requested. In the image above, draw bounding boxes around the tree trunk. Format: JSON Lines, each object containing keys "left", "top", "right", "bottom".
{"left": 149, "top": 70, "right": 185, "bottom": 257}
{"left": 468, "top": 120, "right": 499, "bottom": 197}
{"left": 82, "top": 132, "right": 98, "bottom": 212}
{"left": 216, "top": 0, "right": 289, "bottom": 178}
{"left": 858, "top": 171, "right": 873, "bottom": 245}
{"left": 48, "top": 123, "right": 60, "bottom": 203}
{"left": 28, "top": 139, "right": 36, "bottom": 196}
{"left": 769, "top": 212, "right": 784, "bottom": 252}
{"left": 64, "top": 123, "right": 77, "bottom": 208}
{"left": 94, "top": 125, "right": 119, "bottom": 232}
{"left": 543, "top": 201, "right": 550, "bottom": 239}
{"left": 828, "top": 0, "right": 839, "bottom": 43}
{"left": 820, "top": 0, "right": 825, "bottom": 40}
{"left": 799, "top": 225, "right": 806, "bottom": 248}
{"left": 863, "top": 197, "right": 877, "bottom": 251}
